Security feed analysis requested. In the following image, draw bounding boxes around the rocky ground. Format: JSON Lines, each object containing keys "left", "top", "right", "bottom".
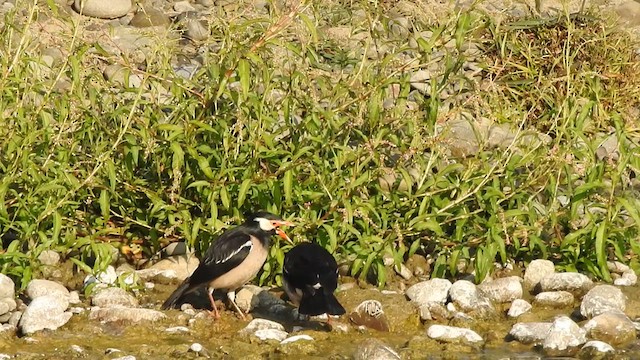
{"left": 1, "top": 0, "right": 640, "bottom": 358}
{"left": 0, "top": 247, "right": 639, "bottom": 359}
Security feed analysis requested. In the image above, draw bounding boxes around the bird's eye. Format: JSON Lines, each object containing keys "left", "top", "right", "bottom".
{"left": 272, "top": 221, "right": 278, "bottom": 227}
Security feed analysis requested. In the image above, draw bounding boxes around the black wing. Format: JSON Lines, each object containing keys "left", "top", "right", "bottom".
{"left": 284, "top": 243, "right": 338, "bottom": 293}
{"left": 188, "top": 228, "right": 254, "bottom": 287}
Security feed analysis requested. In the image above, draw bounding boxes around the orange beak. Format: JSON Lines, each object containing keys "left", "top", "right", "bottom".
{"left": 274, "top": 220, "right": 295, "bottom": 243}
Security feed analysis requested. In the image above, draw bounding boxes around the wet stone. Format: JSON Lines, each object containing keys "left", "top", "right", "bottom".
{"left": 507, "top": 299, "right": 532, "bottom": 318}
{"left": 406, "top": 278, "right": 451, "bottom": 305}
{"left": 426, "top": 324, "right": 483, "bottom": 345}
{"left": 583, "top": 311, "right": 637, "bottom": 346}
{"left": 508, "top": 322, "right": 552, "bottom": 345}
{"left": 89, "top": 307, "right": 165, "bottom": 323}
{"left": 578, "top": 340, "right": 615, "bottom": 359}
{"left": 542, "top": 316, "right": 587, "bottom": 357}
{"left": 353, "top": 338, "right": 400, "bottom": 360}
{"left": 129, "top": 7, "right": 170, "bottom": 28}
{"left": 19, "top": 294, "right": 72, "bottom": 335}
{"left": 449, "top": 280, "right": 495, "bottom": 318}
{"left": 91, "top": 287, "right": 139, "bottom": 308}
{"left": 349, "top": 300, "right": 390, "bottom": 332}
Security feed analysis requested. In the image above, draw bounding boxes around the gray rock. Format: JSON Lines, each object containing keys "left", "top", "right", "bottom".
{"left": 0, "top": 324, "right": 15, "bottom": 334}
{"left": 353, "top": 338, "right": 400, "bottom": 360}
{"left": 448, "top": 280, "right": 495, "bottom": 317}
{"left": 394, "top": 264, "right": 412, "bottom": 280}
{"left": 19, "top": 294, "right": 72, "bottom": 335}
{"left": 183, "top": 19, "right": 209, "bottom": 41}
{"left": 174, "top": 1, "right": 196, "bottom": 12}
{"left": 583, "top": 311, "right": 636, "bottom": 345}
{"left": 615, "top": 1, "right": 640, "bottom": 27}
{"left": 0, "top": 274, "right": 14, "bottom": 299}
{"left": 409, "top": 69, "right": 433, "bottom": 93}
{"left": 89, "top": 307, "right": 165, "bottom": 322}
{"left": 595, "top": 134, "right": 619, "bottom": 161}
{"left": 523, "top": 259, "right": 555, "bottom": 292}
{"left": 543, "top": 316, "right": 587, "bottom": 357}
{"left": 162, "top": 242, "right": 188, "bottom": 256}
{"left": 507, "top": 299, "right": 532, "bottom": 318}
{"left": 25, "top": 279, "right": 69, "bottom": 300}
{"left": 406, "top": 278, "right": 451, "bottom": 305}
{"left": 281, "top": 334, "right": 313, "bottom": 344}
{"left": 196, "top": 0, "right": 214, "bottom": 6}
{"left": 478, "top": 276, "right": 523, "bottom": 303}
{"left": 580, "top": 285, "right": 626, "bottom": 319}
{"left": 8, "top": 311, "right": 22, "bottom": 326}
{"left": 73, "top": 0, "right": 131, "bottom": 19}
{"left": 148, "top": 255, "right": 199, "bottom": 281}
{"left": 68, "top": 291, "right": 81, "bottom": 304}
{"left": 239, "top": 318, "right": 285, "bottom": 335}
{"left": 389, "top": 17, "right": 410, "bottom": 38}
{"left": 0, "top": 298, "right": 16, "bottom": 316}
{"left": 91, "top": 287, "right": 139, "bottom": 308}
{"left": 534, "top": 291, "right": 574, "bottom": 307}
{"left": 37, "top": 250, "right": 60, "bottom": 266}
{"left": 129, "top": 7, "right": 170, "bottom": 28}
{"left": 578, "top": 340, "right": 615, "bottom": 359}
{"left": 427, "top": 325, "right": 483, "bottom": 345}
{"left": 508, "top": 322, "right": 552, "bottom": 344}
{"left": 538, "top": 272, "right": 593, "bottom": 297}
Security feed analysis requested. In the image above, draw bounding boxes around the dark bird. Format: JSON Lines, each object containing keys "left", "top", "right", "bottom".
{"left": 282, "top": 242, "right": 345, "bottom": 318}
{"left": 162, "top": 211, "right": 294, "bottom": 319}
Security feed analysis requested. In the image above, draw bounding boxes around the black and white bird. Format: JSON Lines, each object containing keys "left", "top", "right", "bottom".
{"left": 161, "top": 211, "right": 294, "bottom": 319}
{"left": 282, "top": 242, "right": 345, "bottom": 318}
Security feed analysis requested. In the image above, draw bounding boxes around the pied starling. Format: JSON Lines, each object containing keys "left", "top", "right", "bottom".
{"left": 161, "top": 211, "right": 294, "bottom": 319}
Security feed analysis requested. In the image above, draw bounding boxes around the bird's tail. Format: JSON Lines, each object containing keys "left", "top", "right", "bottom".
{"left": 161, "top": 277, "right": 192, "bottom": 310}
{"left": 299, "top": 290, "right": 346, "bottom": 316}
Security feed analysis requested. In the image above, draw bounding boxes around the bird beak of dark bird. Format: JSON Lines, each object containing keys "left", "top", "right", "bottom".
{"left": 275, "top": 220, "right": 295, "bottom": 243}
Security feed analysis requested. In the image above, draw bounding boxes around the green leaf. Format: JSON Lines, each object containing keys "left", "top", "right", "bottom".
{"left": 238, "top": 58, "right": 250, "bottom": 99}
{"left": 52, "top": 211, "right": 62, "bottom": 243}
{"left": 237, "top": 178, "right": 252, "bottom": 208}
{"left": 284, "top": 170, "right": 293, "bottom": 205}
{"left": 220, "top": 186, "right": 230, "bottom": 210}
{"left": 100, "top": 190, "right": 110, "bottom": 223}
{"left": 595, "top": 222, "right": 611, "bottom": 282}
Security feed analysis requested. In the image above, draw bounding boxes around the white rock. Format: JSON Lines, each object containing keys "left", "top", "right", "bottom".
{"left": 189, "top": 343, "right": 203, "bottom": 352}
{"left": 542, "top": 316, "right": 587, "bottom": 356}
{"left": 19, "top": 294, "right": 72, "bottom": 335}
{"left": 95, "top": 266, "right": 118, "bottom": 285}
{"left": 37, "top": 250, "right": 61, "bottom": 266}
{"left": 25, "top": 279, "right": 69, "bottom": 300}
{"left": 580, "top": 340, "right": 614, "bottom": 353}
{"left": 580, "top": 285, "right": 626, "bottom": 319}
{"left": 165, "top": 326, "right": 189, "bottom": 333}
{"left": 89, "top": 307, "right": 165, "bottom": 322}
{"left": 135, "top": 269, "right": 178, "bottom": 284}
{"left": 148, "top": 256, "right": 199, "bottom": 281}
{"left": 614, "top": 271, "right": 637, "bottom": 286}
{"left": 174, "top": 1, "right": 196, "bottom": 12}
{"left": 0, "top": 298, "right": 17, "bottom": 316}
{"left": 523, "top": 259, "right": 555, "bottom": 292}
{"left": 239, "top": 318, "right": 285, "bottom": 335}
{"left": 112, "top": 356, "right": 136, "bottom": 360}
{"left": 405, "top": 278, "right": 452, "bottom": 305}
{"left": 449, "top": 280, "right": 495, "bottom": 317}
{"left": 353, "top": 338, "right": 400, "bottom": 360}
{"left": 583, "top": 311, "right": 636, "bottom": 345}
{"left": 478, "top": 276, "right": 523, "bottom": 303}
{"left": 426, "top": 325, "right": 483, "bottom": 344}
{"left": 507, "top": 299, "right": 532, "bottom": 318}
{"left": 0, "top": 274, "right": 14, "bottom": 299}
{"left": 254, "top": 329, "right": 288, "bottom": 341}
{"left": 534, "top": 291, "right": 574, "bottom": 307}
{"left": 508, "top": 322, "right": 552, "bottom": 344}
{"left": 281, "top": 334, "right": 314, "bottom": 344}
{"left": 73, "top": 0, "right": 132, "bottom": 19}
{"left": 538, "top": 272, "right": 593, "bottom": 296}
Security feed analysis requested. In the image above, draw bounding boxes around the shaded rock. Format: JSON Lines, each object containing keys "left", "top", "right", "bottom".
{"left": 73, "top": 0, "right": 131, "bottom": 19}
{"left": 25, "top": 279, "right": 69, "bottom": 300}
{"left": 353, "top": 338, "right": 400, "bottom": 360}
{"left": 523, "top": 259, "right": 555, "bottom": 292}
{"left": 538, "top": 272, "right": 593, "bottom": 297}
{"left": 394, "top": 263, "right": 412, "bottom": 280}
{"left": 583, "top": 311, "right": 637, "bottom": 346}
{"left": 0, "top": 274, "right": 14, "bottom": 299}
{"left": 148, "top": 255, "right": 199, "bottom": 281}
{"left": 440, "top": 117, "right": 482, "bottom": 156}
{"left": 103, "top": 64, "right": 143, "bottom": 88}
{"left": 543, "top": 316, "right": 587, "bottom": 357}
{"left": 507, "top": 299, "right": 532, "bottom": 318}
{"left": 130, "top": 7, "right": 170, "bottom": 28}
{"left": 91, "top": 287, "right": 138, "bottom": 308}
{"left": 478, "top": 276, "right": 522, "bottom": 303}
{"left": 409, "top": 69, "right": 433, "bottom": 93}
{"left": 8, "top": 311, "right": 22, "bottom": 326}
{"left": 19, "top": 295, "right": 72, "bottom": 335}
{"left": 183, "top": 19, "right": 209, "bottom": 41}
{"left": 349, "top": 300, "right": 389, "bottom": 332}
{"left": 580, "top": 285, "right": 626, "bottom": 319}
{"left": 427, "top": 324, "right": 483, "bottom": 345}
{"left": 578, "top": 340, "right": 615, "bottom": 359}
{"left": 162, "top": 242, "right": 187, "bottom": 256}
{"left": 595, "top": 134, "right": 619, "bottom": 161}
{"left": 89, "top": 307, "right": 165, "bottom": 322}
{"left": 37, "top": 250, "right": 60, "bottom": 266}
{"left": 449, "top": 280, "right": 495, "bottom": 318}
{"left": 508, "top": 322, "right": 552, "bottom": 344}
{"left": 534, "top": 291, "right": 574, "bottom": 307}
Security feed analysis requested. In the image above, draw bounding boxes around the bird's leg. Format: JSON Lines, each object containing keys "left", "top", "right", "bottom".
{"left": 227, "top": 290, "right": 247, "bottom": 320}
{"left": 207, "top": 288, "right": 220, "bottom": 319}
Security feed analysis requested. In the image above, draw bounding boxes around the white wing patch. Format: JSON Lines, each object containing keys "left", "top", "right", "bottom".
{"left": 216, "top": 240, "right": 252, "bottom": 264}
{"left": 312, "top": 282, "right": 322, "bottom": 289}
